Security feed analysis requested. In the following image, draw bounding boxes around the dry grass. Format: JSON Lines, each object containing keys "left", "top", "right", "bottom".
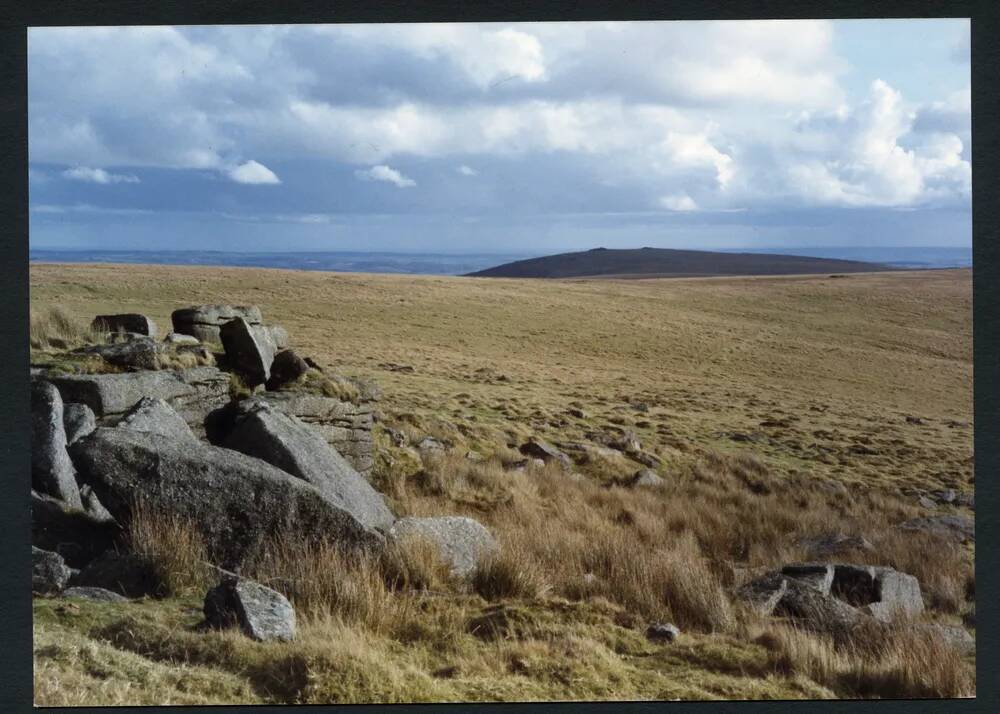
{"left": 125, "top": 500, "right": 212, "bottom": 596}
{"left": 29, "top": 306, "right": 100, "bottom": 351}
{"left": 758, "top": 621, "right": 974, "bottom": 699}
{"left": 29, "top": 264, "right": 974, "bottom": 703}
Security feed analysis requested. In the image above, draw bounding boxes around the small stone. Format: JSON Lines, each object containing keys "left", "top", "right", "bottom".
{"left": 33, "top": 547, "right": 71, "bottom": 594}
{"left": 629, "top": 468, "right": 665, "bottom": 488}
{"left": 646, "top": 623, "right": 680, "bottom": 642}
{"left": 917, "top": 495, "right": 938, "bottom": 509}
{"left": 204, "top": 575, "right": 296, "bottom": 642}
{"left": 62, "top": 586, "right": 128, "bottom": 603}
{"left": 519, "top": 438, "right": 572, "bottom": 468}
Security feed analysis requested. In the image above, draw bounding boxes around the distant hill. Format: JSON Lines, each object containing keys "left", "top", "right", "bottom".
{"left": 466, "top": 247, "right": 893, "bottom": 279}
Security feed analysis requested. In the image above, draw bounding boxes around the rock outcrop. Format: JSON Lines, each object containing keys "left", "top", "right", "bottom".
{"left": 171, "top": 305, "right": 263, "bottom": 344}
{"left": 32, "top": 381, "right": 83, "bottom": 508}
{"left": 204, "top": 574, "right": 296, "bottom": 642}
{"left": 389, "top": 516, "right": 498, "bottom": 578}
{"left": 219, "top": 317, "right": 277, "bottom": 388}
{"left": 69, "top": 427, "right": 385, "bottom": 566}
{"left": 218, "top": 399, "right": 394, "bottom": 532}
{"left": 117, "top": 396, "right": 198, "bottom": 443}
{"left": 265, "top": 350, "right": 308, "bottom": 391}
{"left": 76, "top": 337, "right": 165, "bottom": 370}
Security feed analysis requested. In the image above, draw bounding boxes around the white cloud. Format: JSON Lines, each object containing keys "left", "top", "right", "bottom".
{"left": 62, "top": 166, "right": 139, "bottom": 184}
{"left": 457, "top": 165, "right": 478, "bottom": 176}
{"left": 354, "top": 164, "right": 416, "bottom": 188}
{"left": 659, "top": 194, "right": 698, "bottom": 211}
{"left": 227, "top": 160, "right": 281, "bottom": 184}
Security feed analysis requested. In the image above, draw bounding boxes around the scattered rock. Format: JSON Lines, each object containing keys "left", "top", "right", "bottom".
{"left": 62, "top": 402, "right": 96, "bottom": 445}
{"left": 70, "top": 551, "right": 165, "bottom": 598}
{"left": 92, "top": 314, "right": 157, "bottom": 338}
{"left": 62, "top": 586, "right": 129, "bottom": 603}
{"left": 417, "top": 436, "right": 446, "bottom": 454}
{"left": 955, "top": 491, "right": 974, "bottom": 509}
{"left": 70, "top": 427, "right": 385, "bottom": 566}
{"left": 220, "top": 399, "right": 395, "bottom": 532}
{"left": 915, "top": 623, "right": 975, "bottom": 655}
{"left": 629, "top": 468, "right": 665, "bottom": 488}
{"left": 628, "top": 450, "right": 662, "bottom": 468}
{"left": 567, "top": 407, "right": 588, "bottom": 419}
{"left": 797, "top": 533, "right": 875, "bottom": 560}
{"left": 389, "top": 516, "right": 499, "bottom": 578}
{"left": 117, "top": 397, "right": 198, "bottom": 443}
{"left": 611, "top": 430, "right": 642, "bottom": 453}
{"left": 898, "top": 515, "right": 974, "bottom": 544}
{"left": 519, "top": 438, "right": 572, "bottom": 468}
{"left": 171, "top": 305, "right": 263, "bottom": 344}
{"left": 33, "top": 546, "right": 71, "bottom": 594}
{"left": 379, "top": 362, "right": 415, "bottom": 373}
{"left": 646, "top": 623, "right": 680, "bottom": 643}
{"left": 204, "top": 574, "right": 296, "bottom": 642}
{"left": 384, "top": 427, "right": 408, "bottom": 447}
{"left": 264, "top": 350, "right": 308, "bottom": 391}
{"left": 931, "top": 489, "right": 957, "bottom": 504}
{"left": 775, "top": 578, "right": 866, "bottom": 636}
{"left": 917, "top": 495, "right": 938, "bottom": 510}
{"left": 220, "top": 317, "right": 277, "bottom": 388}
{"left": 32, "top": 381, "right": 82, "bottom": 508}
{"left": 905, "top": 415, "right": 924, "bottom": 425}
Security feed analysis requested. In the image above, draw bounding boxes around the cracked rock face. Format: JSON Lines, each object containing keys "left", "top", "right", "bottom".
{"left": 32, "top": 380, "right": 83, "bottom": 508}
{"left": 171, "top": 305, "right": 263, "bottom": 344}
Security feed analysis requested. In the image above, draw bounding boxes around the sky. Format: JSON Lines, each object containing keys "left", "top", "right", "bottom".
{"left": 28, "top": 20, "right": 971, "bottom": 254}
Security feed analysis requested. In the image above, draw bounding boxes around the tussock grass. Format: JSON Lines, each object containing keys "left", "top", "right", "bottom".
{"left": 757, "top": 621, "right": 974, "bottom": 698}
{"left": 125, "top": 501, "right": 212, "bottom": 596}
{"left": 276, "top": 368, "right": 360, "bottom": 403}
{"left": 30, "top": 306, "right": 100, "bottom": 351}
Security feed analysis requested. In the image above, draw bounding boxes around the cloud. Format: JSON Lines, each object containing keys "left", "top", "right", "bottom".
{"left": 227, "top": 160, "right": 281, "bottom": 184}
{"left": 354, "top": 164, "right": 416, "bottom": 188}
{"left": 659, "top": 194, "right": 698, "bottom": 211}
{"left": 457, "top": 165, "right": 478, "bottom": 176}
{"left": 62, "top": 166, "right": 139, "bottom": 184}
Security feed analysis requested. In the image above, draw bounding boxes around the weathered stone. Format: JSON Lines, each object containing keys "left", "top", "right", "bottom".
{"left": 78, "top": 484, "right": 116, "bottom": 524}
{"left": 417, "top": 436, "right": 446, "bottom": 454}
{"left": 70, "top": 551, "right": 164, "bottom": 598}
{"left": 646, "top": 623, "right": 680, "bottom": 643}
{"left": 220, "top": 317, "right": 276, "bottom": 388}
{"left": 781, "top": 563, "right": 835, "bottom": 594}
{"left": 62, "top": 586, "right": 129, "bottom": 603}
{"left": 117, "top": 397, "right": 198, "bottom": 443}
{"left": 932, "top": 489, "right": 957, "bottom": 504}
{"left": 863, "top": 567, "right": 923, "bottom": 622}
{"left": 204, "top": 575, "right": 296, "bottom": 641}
{"left": 33, "top": 546, "right": 71, "bottom": 594}
{"left": 628, "top": 450, "right": 662, "bottom": 468}
{"left": 209, "top": 385, "right": 376, "bottom": 477}
{"left": 62, "top": 402, "right": 96, "bottom": 445}
{"left": 171, "top": 305, "right": 263, "bottom": 344}
{"left": 519, "top": 438, "right": 572, "bottom": 468}
{"left": 31, "top": 490, "right": 121, "bottom": 567}
{"left": 736, "top": 572, "right": 788, "bottom": 616}
{"left": 164, "top": 331, "right": 201, "bottom": 345}
{"left": 77, "top": 337, "right": 165, "bottom": 370}
{"left": 915, "top": 624, "right": 975, "bottom": 655}
{"left": 612, "top": 430, "right": 642, "bottom": 453}
{"left": 917, "top": 495, "right": 938, "bottom": 510}
{"left": 898, "top": 515, "right": 974, "bottom": 544}
{"left": 797, "top": 533, "right": 875, "bottom": 560}
{"left": 264, "top": 350, "right": 308, "bottom": 391}
{"left": 629, "top": 468, "right": 665, "bottom": 488}
{"left": 389, "top": 516, "right": 498, "bottom": 578}
{"left": 32, "top": 381, "right": 82, "bottom": 508}
{"left": 92, "top": 314, "right": 157, "bottom": 337}
{"left": 70, "top": 427, "right": 384, "bottom": 567}
{"left": 219, "top": 399, "right": 394, "bottom": 532}
{"left": 268, "top": 325, "right": 290, "bottom": 350}
{"left": 775, "top": 578, "right": 866, "bottom": 636}
{"left": 50, "top": 366, "right": 229, "bottom": 417}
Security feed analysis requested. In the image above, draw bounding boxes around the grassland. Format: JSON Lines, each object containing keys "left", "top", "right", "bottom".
{"left": 29, "top": 264, "right": 974, "bottom": 703}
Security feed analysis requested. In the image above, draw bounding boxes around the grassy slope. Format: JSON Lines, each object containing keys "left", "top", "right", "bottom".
{"left": 29, "top": 264, "right": 974, "bottom": 703}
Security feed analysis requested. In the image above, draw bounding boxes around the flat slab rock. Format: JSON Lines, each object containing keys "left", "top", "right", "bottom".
{"left": 519, "top": 438, "right": 572, "bottom": 468}
{"left": 898, "top": 515, "right": 974, "bottom": 544}
{"left": 204, "top": 576, "right": 296, "bottom": 642}
{"left": 117, "top": 396, "right": 198, "bottom": 443}
{"left": 389, "top": 516, "right": 498, "bottom": 578}
{"left": 50, "top": 366, "right": 228, "bottom": 417}
{"left": 62, "top": 586, "right": 129, "bottom": 603}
